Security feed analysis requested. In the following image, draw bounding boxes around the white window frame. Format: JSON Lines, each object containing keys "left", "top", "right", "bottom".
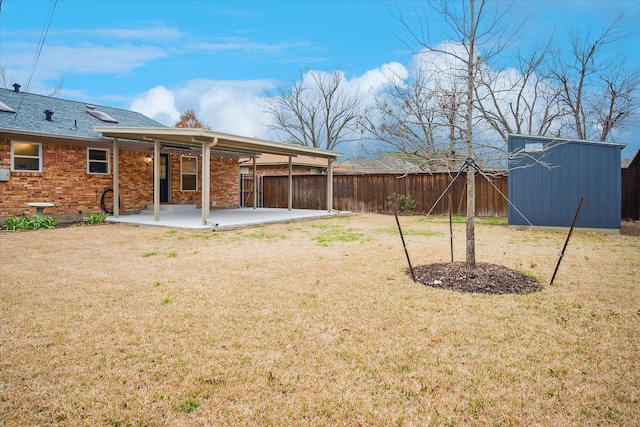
{"left": 10, "top": 141, "right": 42, "bottom": 172}
{"left": 87, "top": 148, "right": 110, "bottom": 175}
{"left": 181, "top": 156, "right": 198, "bottom": 192}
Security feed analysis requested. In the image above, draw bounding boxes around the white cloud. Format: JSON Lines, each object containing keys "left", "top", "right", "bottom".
{"left": 44, "top": 44, "right": 168, "bottom": 75}
{"left": 130, "top": 79, "right": 275, "bottom": 137}
{"left": 127, "top": 63, "right": 411, "bottom": 155}
{"left": 346, "top": 62, "right": 409, "bottom": 108}
{"left": 127, "top": 49, "right": 640, "bottom": 159}
{"left": 192, "top": 81, "right": 273, "bottom": 138}
{"left": 190, "top": 38, "right": 313, "bottom": 55}
{"left": 351, "top": 62, "right": 408, "bottom": 89}
{"left": 57, "top": 26, "right": 185, "bottom": 41}
{"left": 408, "top": 42, "right": 469, "bottom": 77}
{"left": 130, "top": 85, "right": 180, "bottom": 125}
{"left": 3, "top": 42, "right": 168, "bottom": 82}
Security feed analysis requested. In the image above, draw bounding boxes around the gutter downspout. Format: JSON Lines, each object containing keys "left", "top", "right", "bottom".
{"left": 327, "top": 159, "right": 333, "bottom": 212}
{"left": 252, "top": 157, "right": 257, "bottom": 209}
{"left": 202, "top": 137, "right": 218, "bottom": 225}
{"left": 154, "top": 140, "right": 160, "bottom": 221}
{"left": 113, "top": 137, "right": 119, "bottom": 217}
{"left": 288, "top": 156, "right": 293, "bottom": 211}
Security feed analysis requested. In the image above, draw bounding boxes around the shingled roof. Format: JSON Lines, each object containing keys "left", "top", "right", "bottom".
{"left": 1, "top": 86, "right": 342, "bottom": 161}
{"left": 0, "top": 86, "right": 165, "bottom": 142}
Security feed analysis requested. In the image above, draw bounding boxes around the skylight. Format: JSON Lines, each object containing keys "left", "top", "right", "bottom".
{"left": 0, "top": 100, "right": 16, "bottom": 113}
{"left": 87, "top": 109, "right": 118, "bottom": 123}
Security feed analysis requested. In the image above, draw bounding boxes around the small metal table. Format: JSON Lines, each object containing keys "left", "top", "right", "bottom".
{"left": 27, "top": 202, "right": 55, "bottom": 216}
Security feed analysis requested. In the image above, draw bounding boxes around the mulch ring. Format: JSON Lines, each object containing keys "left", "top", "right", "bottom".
{"left": 409, "top": 262, "right": 542, "bottom": 295}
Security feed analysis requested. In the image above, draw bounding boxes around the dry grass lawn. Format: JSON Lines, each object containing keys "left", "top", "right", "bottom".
{"left": 1, "top": 213, "right": 639, "bottom": 426}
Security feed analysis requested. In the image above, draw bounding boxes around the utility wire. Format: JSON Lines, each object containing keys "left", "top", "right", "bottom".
{"left": 5, "top": 0, "right": 58, "bottom": 131}
{"left": 25, "top": 0, "right": 58, "bottom": 93}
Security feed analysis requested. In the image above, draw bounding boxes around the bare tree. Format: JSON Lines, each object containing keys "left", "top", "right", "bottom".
{"left": 592, "top": 57, "right": 639, "bottom": 141}
{"left": 1, "top": 66, "right": 64, "bottom": 97}
{"left": 399, "top": 0, "right": 516, "bottom": 269}
{"left": 362, "top": 71, "right": 435, "bottom": 161}
{"left": 474, "top": 43, "right": 565, "bottom": 143}
{"left": 262, "top": 70, "right": 362, "bottom": 151}
{"left": 361, "top": 66, "right": 467, "bottom": 171}
{"left": 551, "top": 18, "right": 640, "bottom": 141}
{"left": 438, "top": 79, "right": 467, "bottom": 159}
{"left": 1, "top": 67, "right": 20, "bottom": 90}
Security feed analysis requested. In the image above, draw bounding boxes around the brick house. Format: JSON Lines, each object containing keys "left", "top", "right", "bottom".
{"left": 0, "top": 85, "right": 341, "bottom": 224}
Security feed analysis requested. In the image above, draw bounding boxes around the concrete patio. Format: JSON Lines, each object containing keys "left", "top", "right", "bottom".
{"left": 105, "top": 205, "right": 346, "bottom": 231}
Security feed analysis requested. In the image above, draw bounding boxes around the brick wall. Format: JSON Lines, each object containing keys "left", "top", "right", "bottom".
{"left": 212, "top": 156, "right": 240, "bottom": 207}
{"left": 0, "top": 139, "right": 240, "bottom": 220}
{"left": 0, "top": 139, "right": 153, "bottom": 218}
{"left": 117, "top": 149, "right": 154, "bottom": 212}
{"left": 167, "top": 153, "right": 239, "bottom": 208}
{"left": 170, "top": 153, "right": 198, "bottom": 205}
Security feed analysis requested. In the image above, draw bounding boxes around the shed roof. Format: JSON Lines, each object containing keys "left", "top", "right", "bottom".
{"left": 507, "top": 133, "right": 625, "bottom": 149}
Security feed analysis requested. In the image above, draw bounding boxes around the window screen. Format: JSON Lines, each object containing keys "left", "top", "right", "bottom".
{"left": 11, "top": 142, "right": 41, "bottom": 172}
{"left": 181, "top": 156, "right": 198, "bottom": 191}
{"left": 88, "top": 148, "right": 110, "bottom": 174}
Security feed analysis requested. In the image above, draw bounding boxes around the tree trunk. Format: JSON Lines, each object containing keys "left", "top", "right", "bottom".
{"left": 466, "top": 168, "right": 476, "bottom": 268}
{"left": 465, "top": 0, "right": 477, "bottom": 270}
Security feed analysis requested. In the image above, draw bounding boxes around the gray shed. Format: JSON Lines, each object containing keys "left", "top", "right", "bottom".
{"left": 508, "top": 134, "right": 624, "bottom": 232}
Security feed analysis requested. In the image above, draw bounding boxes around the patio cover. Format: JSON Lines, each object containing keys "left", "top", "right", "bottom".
{"left": 93, "top": 126, "right": 342, "bottom": 225}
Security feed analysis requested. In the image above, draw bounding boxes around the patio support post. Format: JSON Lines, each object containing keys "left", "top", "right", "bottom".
{"left": 288, "top": 156, "right": 293, "bottom": 211}
{"left": 202, "top": 143, "right": 209, "bottom": 225}
{"left": 154, "top": 140, "right": 160, "bottom": 221}
{"left": 113, "top": 137, "right": 119, "bottom": 217}
{"left": 327, "top": 159, "right": 333, "bottom": 212}
{"left": 201, "top": 138, "right": 217, "bottom": 225}
{"left": 252, "top": 157, "right": 257, "bottom": 209}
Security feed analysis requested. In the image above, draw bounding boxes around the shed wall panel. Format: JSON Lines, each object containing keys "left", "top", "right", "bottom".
{"left": 508, "top": 135, "right": 622, "bottom": 230}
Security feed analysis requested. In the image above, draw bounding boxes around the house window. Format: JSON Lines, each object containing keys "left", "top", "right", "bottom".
{"left": 87, "top": 148, "right": 110, "bottom": 174}
{"left": 181, "top": 156, "right": 198, "bottom": 191}
{"left": 11, "top": 142, "right": 42, "bottom": 172}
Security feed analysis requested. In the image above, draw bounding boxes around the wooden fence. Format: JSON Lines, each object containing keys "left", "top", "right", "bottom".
{"left": 262, "top": 172, "right": 509, "bottom": 217}
{"left": 622, "top": 151, "right": 640, "bottom": 220}
{"left": 262, "top": 160, "right": 638, "bottom": 219}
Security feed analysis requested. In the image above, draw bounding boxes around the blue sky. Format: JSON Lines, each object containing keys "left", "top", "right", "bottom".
{"left": 1, "top": 0, "right": 639, "bottom": 160}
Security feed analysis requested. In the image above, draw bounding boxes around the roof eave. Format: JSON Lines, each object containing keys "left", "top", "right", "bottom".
{"left": 0, "top": 127, "right": 109, "bottom": 144}
{"left": 94, "top": 126, "right": 343, "bottom": 160}
{"left": 0, "top": 127, "right": 155, "bottom": 150}
{"left": 507, "top": 133, "right": 626, "bottom": 149}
